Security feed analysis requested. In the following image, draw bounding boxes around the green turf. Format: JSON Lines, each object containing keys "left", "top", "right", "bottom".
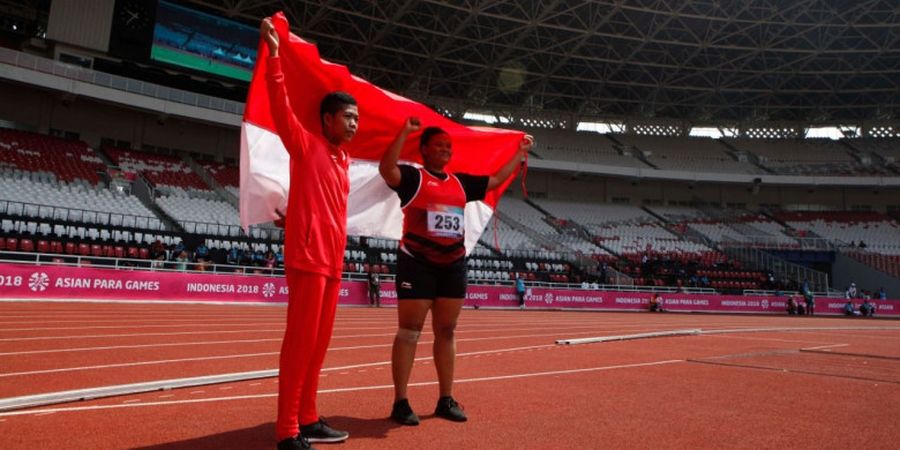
{"left": 151, "top": 45, "right": 252, "bottom": 81}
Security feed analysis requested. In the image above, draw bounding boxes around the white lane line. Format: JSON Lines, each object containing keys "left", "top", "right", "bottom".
{"left": 0, "top": 352, "right": 278, "bottom": 378}
{"left": 0, "top": 323, "right": 284, "bottom": 332}
{"left": 1, "top": 329, "right": 601, "bottom": 358}
{"left": 189, "top": 391, "right": 205, "bottom": 395}
{"left": 706, "top": 334, "right": 837, "bottom": 345}
{"left": 122, "top": 399, "right": 141, "bottom": 404}
{"left": 0, "top": 318, "right": 288, "bottom": 325}
{"left": 0, "top": 323, "right": 612, "bottom": 349}
{"left": 0, "top": 343, "right": 556, "bottom": 378}
{"left": 0, "top": 359, "right": 683, "bottom": 417}
{"left": 0, "top": 338, "right": 282, "bottom": 356}
{"left": 158, "top": 394, "right": 174, "bottom": 399}
{"left": 0, "top": 329, "right": 283, "bottom": 343}
{"left": 801, "top": 343, "right": 850, "bottom": 351}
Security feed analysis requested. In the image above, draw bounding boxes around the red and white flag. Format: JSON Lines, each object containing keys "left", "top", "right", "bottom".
{"left": 240, "top": 13, "right": 524, "bottom": 253}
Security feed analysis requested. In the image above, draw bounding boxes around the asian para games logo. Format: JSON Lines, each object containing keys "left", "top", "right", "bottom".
{"left": 262, "top": 282, "right": 276, "bottom": 298}
{"left": 761, "top": 299, "right": 769, "bottom": 309}
{"left": 29, "top": 272, "right": 50, "bottom": 292}
{"left": 544, "top": 292, "right": 554, "bottom": 305}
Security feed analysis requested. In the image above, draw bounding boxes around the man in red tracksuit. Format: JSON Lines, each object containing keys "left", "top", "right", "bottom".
{"left": 261, "top": 17, "right": 355, "bottom": 450}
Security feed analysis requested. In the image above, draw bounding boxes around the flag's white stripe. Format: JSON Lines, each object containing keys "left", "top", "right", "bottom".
{"left": 240, "top": 122, "right": 493, "bottom": 254}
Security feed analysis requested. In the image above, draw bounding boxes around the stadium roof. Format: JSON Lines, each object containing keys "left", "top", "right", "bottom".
{"left": 182, "top": 0, "right": 900, "bottom": 125}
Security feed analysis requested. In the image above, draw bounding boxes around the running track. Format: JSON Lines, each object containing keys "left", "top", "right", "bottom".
{"left": 1, "top": 301, "right": 898, "bottom": 449}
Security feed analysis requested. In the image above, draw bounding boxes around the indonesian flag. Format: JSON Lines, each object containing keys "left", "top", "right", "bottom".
{"left": 240, "top": 13, "right": 524, "bottom": 253}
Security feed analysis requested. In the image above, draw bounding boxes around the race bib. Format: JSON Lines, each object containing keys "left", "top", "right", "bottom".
{"left": 426, "top": 205, "right": 464, "bottom": 238}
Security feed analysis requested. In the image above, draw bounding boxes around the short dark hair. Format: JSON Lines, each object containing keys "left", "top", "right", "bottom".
{"left": 319, "top": 91, "right": 357, "bottom": 124}
{"left": 420, "top": 126, "right": 448, "bottom": 149}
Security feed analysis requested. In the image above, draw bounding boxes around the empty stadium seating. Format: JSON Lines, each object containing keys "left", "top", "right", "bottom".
{"left": 617, "top": 134, "right": 765, "bottom": 174}
{"left": 105, "top": 147, "right": 210, "bottom": 191}
{"left": 0, "top": 128, "right": 107, "bottom": 184}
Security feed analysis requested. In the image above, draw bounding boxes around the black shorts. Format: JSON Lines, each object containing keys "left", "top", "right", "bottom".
{"left": 396, "top": 250, "right": 467, "bottom": 299}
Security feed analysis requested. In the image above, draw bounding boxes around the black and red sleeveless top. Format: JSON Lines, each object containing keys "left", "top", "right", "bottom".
{"left": 391, "top": 165, "right": 488, "bottom": 265}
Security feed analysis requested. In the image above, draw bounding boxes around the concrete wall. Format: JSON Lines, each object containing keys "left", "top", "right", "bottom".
{"left": 832, "top": 253, "right": 900, "bottom": 297}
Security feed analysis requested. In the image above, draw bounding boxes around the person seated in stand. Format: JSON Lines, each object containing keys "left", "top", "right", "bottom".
{"left": 860, "top": 299, "right": 876, "bottom": 317}
{"left": 227, "top": 246, "right": 241, "bottom": 265}
{"left": 795, "top": 299, "right": 806, "bottom": 316}
{"left": 649, "top": 292, "right": 664, "bottom": 312}
{"left": 786, "top": 295, "right": 797, "bottom": 315}
{"left": 843, "top": 300, "right": 858, "bottom": 316}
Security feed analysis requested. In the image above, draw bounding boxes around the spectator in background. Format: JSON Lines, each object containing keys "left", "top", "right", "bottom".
{"left": 368, "top": 269, "right": 381, "bottom": 307}
{"left": 796, "top": 298, "right": 806, "bottom": 315}
{"left": 803, "top": 288, "right": 815, "bottom": 316}
{"left": 843, "top": 300, "right": 857, "bottom": 316}
{"left": 860, "top": 299, "right": 876, "bottom": 317}
{"left": 174, "top": 250, "right": 189, "bottom": 271}
{"left": 252, "top": 249, "right": 264, "bottom": 266}
{"left": 878, "top": 287, "right": 887, "bottom": 300}
{"left": 151, "top": 252, "right": 166, "bottom": 270}
{"left": 786, "top": 295, "right": 797, "bottom": 315}
{"left": 264, "top": 250, "right": 277, "bottom": 269}
{"left": 150, "top": 239, "right": 166, "bottom": 260}
{"left": 227, "top": 246, "right": 241, "bottom": 265}
{"left": 847, "top": 282, "right": 858, "bottom": 299}
{"left": 173, "top": 241, "right": 186, "bottom": 259}
{"left": 239, "top": 245, "right": 253, "bottom": 266}
{"left": 859, "top": 240, "right": 867, "bottom": 249}
{"left": 515, "top": 274, "right": 526, "bottom": 310}
{"left": 195, "top": 242, "right": 209, "bottom": 263}
{"left": 649, "top": 293, "right": 664, "bottom": 312}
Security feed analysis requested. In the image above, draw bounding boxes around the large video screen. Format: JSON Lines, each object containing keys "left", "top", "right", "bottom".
{"left": 151, "top": 0, "right": 257, "bottom": 82}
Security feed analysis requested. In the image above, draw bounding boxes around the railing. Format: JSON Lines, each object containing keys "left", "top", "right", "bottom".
{"left": 722, "top": 235, "right": 833, "bottom": 250}
{"left": 743, "top": 289, "right": 844, "bottom": 298}
{"left": 721, "top": 246, "right": 830, "bottom": 292}
{"left": 0, "top": 250, "right": 721, "bottom": 293}
{"left": 0, "top": 47, "right": 244, "bottom": 117}
{"left": 175, "top": 220, "right": 284, "bottom": 241}
{"left": 0, "top": 199, "right": 164, "bottom": 230}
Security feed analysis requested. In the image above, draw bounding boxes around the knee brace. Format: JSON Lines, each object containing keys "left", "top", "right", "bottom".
{"left": 396, "top": 327, "right": 421, "bottom": 344}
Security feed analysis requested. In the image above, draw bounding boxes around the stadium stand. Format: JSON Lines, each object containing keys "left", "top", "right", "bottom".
{"left": 0, "top": 128, "right": 106, "bottom": 184}
{"left": 526, "top": 129, "right": 648, "bottom": 168}
{"left": 616, "top": 134, "right": 765, "bottom": 174}
{"left": 725, "top": 138, "right": 884, "bottom": 176}
{"left": 104, "top": 147, "right": 211, "bottom": 192}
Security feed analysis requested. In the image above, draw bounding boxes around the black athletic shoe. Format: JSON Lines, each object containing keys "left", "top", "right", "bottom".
{"left": 434, "top": 396, "right": 467, "bottom": 422}
{"left": 300, "top": 417, "right": 349, "bottom": 443}
{"left": 277, "top": 435, "right": 315, "bottom": 450}
{"left": 390, "top": 398, "right": 420, "bottom": 426}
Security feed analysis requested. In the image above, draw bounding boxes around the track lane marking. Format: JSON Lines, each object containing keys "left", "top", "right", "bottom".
{"left": 0, "top": 359, "right": 683, "bottom": 417}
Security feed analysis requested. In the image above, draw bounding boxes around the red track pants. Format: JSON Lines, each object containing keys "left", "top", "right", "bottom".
{"left": 276, "top": 269, "right": 341, "bottom": 440}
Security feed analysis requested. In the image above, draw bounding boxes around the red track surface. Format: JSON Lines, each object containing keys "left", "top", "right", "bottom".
{"left": 1, "top": 301, "right": 899, "bottom": 449}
